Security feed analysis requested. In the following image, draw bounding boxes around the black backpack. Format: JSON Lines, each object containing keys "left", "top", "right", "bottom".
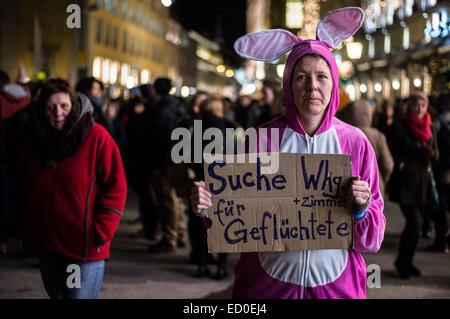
{"left": 437, "top": 114, "right": 450, "bottom": 168}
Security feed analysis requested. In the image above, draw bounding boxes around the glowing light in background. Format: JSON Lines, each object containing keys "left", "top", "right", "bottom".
{"left": 181, "top": 86, "right": 190, "bottom": 97}
{"left": 276, "top": 64, "right": 285, "bottom": 78}
{"left": 93, "top": 56, "right": 101, "bottom": 78}
{"left": 109, "top": 61, "right": 119, "bottom": 84}
{"left": 414, "top": 78, "right": 422, "bottom": 87}
{"left": 345, "top": 84, "right": 356, "bottom": 101}
{"left": 102, "top": 59, "right": 110, "bottom": 83}
{"left": 225, "top": 69, "right": 234, "bottom": 78}
{"left": 141, "top": 69, "right": 150, "bottom": 84}
{"left": 286, "top": 0, "right": 304, "bottom": 29}
{"left": 216, "top": 65, "right": 225, "bottom": 73}
{"left": 126, "top": 75, "right": 134, "bottom": 89}
{"left": 161, "top": 0, "right": 172, "bottom": 8}
{"left": 392, "top": 80, "right": 400, "bottom": 90}
{"left": 242, "top": 83, "right": 256, "bottom": 95}
{"left": 120, "top": 64, "right": 130, "bottom": 86}
{"left": 360, "top": 84, "right": 367, "bottom": 93}
{"left": 346, "top": 42, "right": 363, "bottom": 59}
{"left": 374, "top": 83, "right": 382, "bottom": 92}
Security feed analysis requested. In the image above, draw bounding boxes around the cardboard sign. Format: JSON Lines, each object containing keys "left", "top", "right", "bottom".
{"left": 203, "top": 153, "right": 353, "bottom": 253}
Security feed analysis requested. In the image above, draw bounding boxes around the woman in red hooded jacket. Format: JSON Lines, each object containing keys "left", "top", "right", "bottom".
{"left": 15, "top": 78, "right": 127, "bottom": 298}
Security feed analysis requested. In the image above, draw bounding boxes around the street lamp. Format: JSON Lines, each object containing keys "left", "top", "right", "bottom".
{"left": 216, "top": 65, "right": 225, "bottom": 73}
{"left": 225, "top": 69, "right": 234, "bottom": 78}
{"left": 161, "top": 0, "right": 172, "bottom": 7}
{"left": 374, "top": 83, "right": 382, "bottom": 92}
{"left": 360, "top": 84, "right": 367, "bottom": 93}
{"left": 414, "top": 78, "right": 422, "bottom": 87}
{"left": 346, "top": 42, "right": 363, "bottom": 60}
{"left": 392, "top": 80, "right": 400, "bottom": 90}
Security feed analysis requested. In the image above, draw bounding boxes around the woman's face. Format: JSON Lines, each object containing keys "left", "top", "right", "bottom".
{"left": 408, "top": 98, "right": 428, "bottom": 119}
{"left": 45, "top": 92, "right": 72, "bottom": 131}
{"left": 291, "top": 56, "right": 333, "bottom": 119}
{"left": 107, "top": 104, "right": 118, "bottom": 118}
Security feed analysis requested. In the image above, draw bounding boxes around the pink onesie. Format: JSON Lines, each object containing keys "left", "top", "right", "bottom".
{"left": 232, "top": 7, "right": 386, "bottom": 299}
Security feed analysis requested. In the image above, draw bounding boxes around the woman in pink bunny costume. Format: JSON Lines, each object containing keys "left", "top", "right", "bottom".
{"left": 190, "top": 7, "right": 385, "bottom": 299}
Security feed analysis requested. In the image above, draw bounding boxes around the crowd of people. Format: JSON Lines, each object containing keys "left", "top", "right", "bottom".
{"left": 337, "top": 91, "right": 450, "bottom": 279}
{"left": 0, "top": 68, "right": 285, "bottom": 294}
{"left": 0, "top": 58, "right": 449, "bottom": 298}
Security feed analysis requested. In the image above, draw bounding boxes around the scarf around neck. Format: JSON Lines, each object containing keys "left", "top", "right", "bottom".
{"left": 405, "top": 111, "right": 432, "bottom": 147}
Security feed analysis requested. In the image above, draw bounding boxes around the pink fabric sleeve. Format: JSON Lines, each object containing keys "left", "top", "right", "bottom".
{"left": 353, "top": 140, "right": 386, "bottom": 252}
{"left": 336, "top": 119, "right": 386, "bottom": 253}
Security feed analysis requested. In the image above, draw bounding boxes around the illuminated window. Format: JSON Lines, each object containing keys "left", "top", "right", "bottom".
{"left": 286, "top": 0, "right": 304, "bottom": 29}
{"left": 104, "top": 0, "right": 111, "bottom": 12}
{"left": 129, "top": 5, "right": 135, "bottom": 22}
{"left": 110, "top": 61, "right": 119, "bottom": 84}
{"left": 405, "top": 0, "right": 414, "bottom": 17}
{"left": 112, "top": 0, "right": 118, "bottom": 15}
{"left": 93, "top": 57, "right": 102, "bottom": 79}
{"left": 403, "top": 26, "right": 409, "bottom": 49}
{"left": 120, "top": 64, "right": 130, "bottom": 86}
{"left": 141, "top": 70, "right": 150, "bottom": 84}
{"left": 384, "top": 33, "right": 390, "bottom": 54}
{"left": 102, "top": 59, "right": 110, "bottom": 83}
{"left": 121, "top": 1, "right": 128, "bottom": 20}
{"left": 368, "top": 38, "right": 375, "bottom": 59}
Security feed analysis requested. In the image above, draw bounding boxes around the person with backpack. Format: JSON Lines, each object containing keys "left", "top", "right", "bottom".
{"left": 428, "top": 92, "right": 450, "bottom": 253}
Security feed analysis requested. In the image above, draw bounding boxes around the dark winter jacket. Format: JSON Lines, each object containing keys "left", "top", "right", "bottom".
{"left": 153, "top": 95, "right": 181, "bottom": 169}
{"left": 0, "top": 84, "right": 30, "bottom": 162}
{"left": 387, "top": 115, "right": 438, "bottom": 206}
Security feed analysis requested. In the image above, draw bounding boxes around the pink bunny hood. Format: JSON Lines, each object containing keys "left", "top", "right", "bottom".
{"left": 234, "top": 7, "right": 365, "bottom": 135}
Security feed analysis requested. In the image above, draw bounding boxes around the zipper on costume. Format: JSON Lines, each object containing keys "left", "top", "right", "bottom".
{"left": 303, "top": 250, "right": 310, "bottom": 299}
{"left": 299, "top": 251, "right": 304, "bottom": 299}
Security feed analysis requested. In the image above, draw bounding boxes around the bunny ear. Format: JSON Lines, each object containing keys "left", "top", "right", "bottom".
{"left": 234, "top": 29, "right": 299, "bottom": 62}
{"left": 317, "top": 7, "right": 365, "bottom": 49}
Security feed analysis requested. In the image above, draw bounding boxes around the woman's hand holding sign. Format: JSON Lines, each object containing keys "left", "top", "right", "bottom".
{"left": 347, "top": 176, "right": 371, "bottom": 210}
{"left": 190, "top": 181, "right": 212, "bottom": 215}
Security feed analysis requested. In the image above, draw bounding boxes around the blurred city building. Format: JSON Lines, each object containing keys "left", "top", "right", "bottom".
{"left": 324, "top": 0, "right": 449, "bottom": 106}
{"left": 243, "top": 0, "right": 449, "bottom": 106}
{"left": 0, "top": 0, "right": 237, "bottom": 98}
{"left": 1, "top": 0, "right": 448, "bottom": 101}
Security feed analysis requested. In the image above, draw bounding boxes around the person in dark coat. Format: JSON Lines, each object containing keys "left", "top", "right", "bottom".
{"left": 189, "top": 97, "right": 234, "bottom": 279}
{"left": 103, "top": 100, "right": 126, "bottom": 155}
{"left": 0, "top": 72, "right": 30, "bottom": 255}
{"left": 388, "top": 91, "right": 439, "bottom": 279}
{"left": 125, "top": 96, "right": 157, "bottom": 239}
{"left": 148, "top": 78, "right": 187, "bottom": 253}
{"left": 75, "top": 77, "right": 106, "bottom": 126}
{"left": 428, "top": 92, "right": 450, "bottom": 253}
